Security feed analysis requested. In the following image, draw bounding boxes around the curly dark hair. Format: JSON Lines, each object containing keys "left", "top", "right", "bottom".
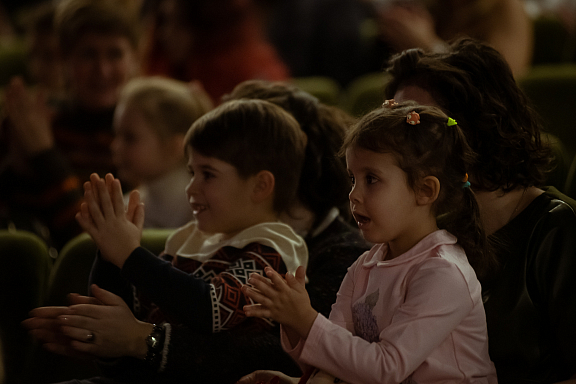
{"left": 223, "top": 80, "right": 353, "bottom": 229}
{"left": 384, "top": 38, "right": 553, "bottom": 192}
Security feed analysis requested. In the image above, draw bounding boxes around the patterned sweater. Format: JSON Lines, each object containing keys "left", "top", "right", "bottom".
{"left": 91, "top": 215, "right": 370, "bottom": 384}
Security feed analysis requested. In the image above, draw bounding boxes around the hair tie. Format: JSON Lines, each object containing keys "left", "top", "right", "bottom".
{"left": 406, "top": 111, "right": 420, "bottom": 125}
{"left": 462, "top": 173, "right": 470, "bottom": 189}
{"left": 447, "top": 117, "right": 457, "bottom": 126}
{"left": 382, "top": 99, "right": 398, "bottom": 108}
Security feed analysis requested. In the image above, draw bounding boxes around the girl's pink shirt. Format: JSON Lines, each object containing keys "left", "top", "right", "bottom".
{"left": 282, "top": 229, "right": 497, "bottom": 384}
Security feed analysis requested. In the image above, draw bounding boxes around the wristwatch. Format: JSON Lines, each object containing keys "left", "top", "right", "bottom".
{"left": 145, "top": 324, "right": 165, "bottom": 367}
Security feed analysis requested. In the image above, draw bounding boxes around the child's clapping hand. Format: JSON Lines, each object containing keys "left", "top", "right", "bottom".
{"left": 243, "top": 266, "right": 318, "bottom": 342}
{"left": 76, "top": 173, "right": 144, "bottom": 269}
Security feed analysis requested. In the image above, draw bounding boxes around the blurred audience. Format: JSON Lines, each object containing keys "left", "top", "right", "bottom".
{"left": 0, "top": 0, "right": 141, "bottom": 250}
{"left": 112, "top": 76, "right": 213, "bottom": 228}
{"left": 369, "top": 0, "right": 533, "bottom": 77}
{"left": 140, "top": 0, "right": 289, "bottom": 103}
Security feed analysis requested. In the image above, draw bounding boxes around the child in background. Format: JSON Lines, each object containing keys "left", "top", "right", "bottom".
{"left": 25, "top": 99, "right": 309, "bottom": 378}
{"left": 242, "top": 102, "right": 497, "bottom": 383}
{"left": 112, "top": 76, "right": 213, "bottom": 228}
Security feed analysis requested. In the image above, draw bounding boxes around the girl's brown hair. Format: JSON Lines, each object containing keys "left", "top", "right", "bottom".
{"left": 342, "top": 102, "right": 496, "bottom": 278}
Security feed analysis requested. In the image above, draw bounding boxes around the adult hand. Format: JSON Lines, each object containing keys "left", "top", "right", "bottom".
{"left": 236, "top": 370, "right": 298, "bottom": 384}
{"left": 4, "top": 76, "right": 55, "bottom": 156}
{"left": 243, "top": 266, "right": 317, "bottom": 340}
{"left": 76, "top": 173, "right": 144, "bottom": 268}
{"left": 22, "top": 305, "right": 91, "bottom": 358}
{"left": 57, "top": 284, "right": 153, "bottom": 359}
{"left": 375, "top": 3, "right": 443, "bottom": 53}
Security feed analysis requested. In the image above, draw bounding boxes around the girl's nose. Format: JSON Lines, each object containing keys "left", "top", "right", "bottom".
{"left": 349, "top": 185, "right": 360, "bottom": 204}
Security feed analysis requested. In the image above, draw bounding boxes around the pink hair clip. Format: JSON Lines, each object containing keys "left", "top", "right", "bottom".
{"left": 382, "top": 99, "right": 398, "bottom": 108}
{"left": 406, "top": 111, "right": 420, "bottom": 125}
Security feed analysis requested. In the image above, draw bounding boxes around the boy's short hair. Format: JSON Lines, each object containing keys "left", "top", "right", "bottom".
{"left": 55, "top": 0, "right": 140, "bottom": 56}
{"left": 185, "top": 99, "right": 307, "bottom": 214}
{"left": 119, "top": 77, "right": 213, "bottom": 141}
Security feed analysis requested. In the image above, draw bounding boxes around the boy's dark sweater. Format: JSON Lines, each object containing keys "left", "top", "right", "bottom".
{"left": 95, "top": 216, "right": 370, "bottom": 384}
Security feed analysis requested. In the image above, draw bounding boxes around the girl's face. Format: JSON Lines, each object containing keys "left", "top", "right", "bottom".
{"left": 346, "top": 146, "right": 428, "bottom": 258}
{"left": 185, "top": 148, "right": 258, "bottom": 238}
{"left": 112, "top": 103, "right": 183, "bottom": 185}
{"left": 66, "top": 33, "right": 138, "bottom": 110}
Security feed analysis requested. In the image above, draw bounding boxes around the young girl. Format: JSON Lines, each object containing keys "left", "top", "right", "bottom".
{"left": 243, "top": 102, "right": 498, "bottom": 383}
{"left": 112, "top": 76, "right": 213, "bottom": 228}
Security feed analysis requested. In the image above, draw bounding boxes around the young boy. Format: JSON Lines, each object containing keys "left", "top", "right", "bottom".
{"left": 53, "top": 98, "right": 309, "bottom": 372}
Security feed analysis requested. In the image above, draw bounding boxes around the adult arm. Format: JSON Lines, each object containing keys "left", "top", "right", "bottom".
{"left": 530, "top": 204, "right": 576, "bottom": 378}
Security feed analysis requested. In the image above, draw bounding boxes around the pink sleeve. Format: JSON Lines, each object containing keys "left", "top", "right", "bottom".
{"left": 299, "top": 260, "right": 474, "bottom": 384}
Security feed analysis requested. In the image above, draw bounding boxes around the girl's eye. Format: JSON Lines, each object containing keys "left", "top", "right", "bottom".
{"left": 349, "top": 175, "right": 355, "bottom": 185}
{"left": 366, "top": 175, "right": 377, "bottom": 184}
{"left": 203, "top": 171, "right": 214, "bottom": 180}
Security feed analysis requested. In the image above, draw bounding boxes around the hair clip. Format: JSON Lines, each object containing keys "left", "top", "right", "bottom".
{"left": 382, "top": 99, "right": 398, "bottom": 108}
{"left": 447, "top": 117, "right": 458, "bottom": 126}
{"left": 462, "top": 173, "right": 471, "bottom": 189}
{"left": 406, "top": 111, "right": 420, "bottom": 125}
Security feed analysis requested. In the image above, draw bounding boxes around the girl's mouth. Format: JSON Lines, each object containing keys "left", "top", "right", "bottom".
{"left": 190, "top": 203, "right": 207, "bottom": 215}
{"left": 354, "top": 213, "right": 370, "bottom": 228}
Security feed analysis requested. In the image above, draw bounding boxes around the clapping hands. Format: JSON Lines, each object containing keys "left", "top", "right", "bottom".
{"left": 76, "top": 173, "right": 144, "bottom": 268}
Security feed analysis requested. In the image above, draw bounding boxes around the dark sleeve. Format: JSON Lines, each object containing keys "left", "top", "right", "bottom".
{"left": 529, "top": 206, "right": 576, "bottom": 376}
{"left": 121, "top": 247, "right": 213, "bottom": 332}
{"left": 160, "top": 324, "right": 302, "bottom": 383}
{"left": 89, "top": 253, "right": 134, "bottom": 311}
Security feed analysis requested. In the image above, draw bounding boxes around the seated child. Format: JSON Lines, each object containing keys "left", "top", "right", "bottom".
{"left": 24, "top": 99, "right": 308, "bottom": 375}
{"left": 112, "top": 76, "right": 213, "bottom": 228}
{"left": 242, "top": 102, "right": 498, "bottom": 383}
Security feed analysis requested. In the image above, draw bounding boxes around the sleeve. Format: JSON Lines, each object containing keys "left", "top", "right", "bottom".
{"left": 121, "top": 244, "right": 288, "bottom": 333}
{"left": 280, "top": 258, "right": 360, "bottom": 373}
{"left": 158, "top": 323, "right": 301, "bottom": 382}
{"left": 88, "top": 252, "right": 135, "bottom": 312}
{"left": 121, "top": 247, "right": 213, "bottom": 331}
{"left": 295, "top": 261, "right": 474, "bottom": 384}
{"left": 529, "top": 208, "right": 576, "bottom": 374}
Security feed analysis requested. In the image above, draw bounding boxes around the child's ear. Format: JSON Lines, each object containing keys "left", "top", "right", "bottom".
{"left": 251, "top": 170, "right": 275, "bottom": 203}
{"left": 416, "top": 176, "right": 440, "bottom": 206}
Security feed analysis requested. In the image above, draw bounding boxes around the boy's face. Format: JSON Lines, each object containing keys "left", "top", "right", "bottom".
{"left": 185, "top": 148, "right": 258, "bottom": 238}
{"left": 65, "top": 33, "right": 138, "bottom": 110}
{"left": 111, "top": 103, "right": 183, "bottom": 185}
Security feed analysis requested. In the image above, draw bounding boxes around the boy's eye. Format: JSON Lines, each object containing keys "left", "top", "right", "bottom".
{"left": 349, "top": 175, "right": 355, "bottom": 185}
{"left": 203, "top": 171, "right": 214, "bottom": 180}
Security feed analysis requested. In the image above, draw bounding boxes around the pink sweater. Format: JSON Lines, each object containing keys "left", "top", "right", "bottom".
{"left": 282, "top": 230, "right": 497, "bottom": 384}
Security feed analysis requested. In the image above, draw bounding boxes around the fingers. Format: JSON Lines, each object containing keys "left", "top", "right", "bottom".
{"left": 68, "top": 293, "right": 102, "bottom": 306}
{"left": 60, "top": 322, "right": 95, "bottom": 343}
{"left": 126, "top": 190, "right": 140, "bottom": 222}
{"left": 243, "top": 303, "right": 271, "bottom": 318}
{"left": 28, "top": 306, "right": 71, "bottom": 319}
{"left": 96, "top": 177, "right": 115, "bottom": 218}
{"left": 133, "top": 202, "right": 145, "bottom": 230}
{"left": 110, "top": 177, "right": 126, "bottom": 215}
{"left": 89, "top": 284, "right": 126, "bottom": 307}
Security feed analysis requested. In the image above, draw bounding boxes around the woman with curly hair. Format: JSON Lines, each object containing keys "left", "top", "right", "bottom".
{"left": 384, "top": 38, "right": 576, "bottom": 384}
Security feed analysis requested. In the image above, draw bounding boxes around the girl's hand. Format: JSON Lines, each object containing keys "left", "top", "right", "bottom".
{"left": 57, "top": 284, "right": 153, "bottom": 359}
{"left": 76, "top": 173, "right": 144, "bottom": 268}
{"left": 243, "top": 266, "right": 318, "bottom": 340}
{"left": 236, "top": 370, "right": 298, "bottom": 384}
